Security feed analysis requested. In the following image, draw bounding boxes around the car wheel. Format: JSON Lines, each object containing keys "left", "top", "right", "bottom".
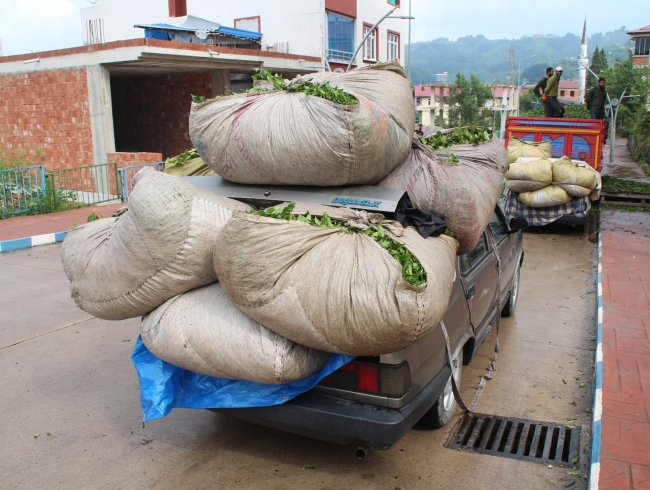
{"left": 420, "top": 349, "right": 463, "bottom": 428}
{"left": 502, "top": 264, "right": 520, "bottom": 317}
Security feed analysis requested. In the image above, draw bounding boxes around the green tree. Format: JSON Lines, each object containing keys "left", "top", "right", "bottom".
{"left": 447, "top": 73, "right": 492, "bottom": 127}
{"left": 587, "top": 46, "right": 608, "bottom": 90}
{"left": 603, "top": 53, "right": 650, "bottom": 131}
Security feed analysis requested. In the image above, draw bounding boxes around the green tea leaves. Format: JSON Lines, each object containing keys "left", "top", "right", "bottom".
{"left": 421, "top": 126, "right": 493, "bottom": 150}
{"left": 253, "top": 203, "right": 427, "bottom": 286}
{"left": 249, "top": 69, "right": 358, "bottom": 105}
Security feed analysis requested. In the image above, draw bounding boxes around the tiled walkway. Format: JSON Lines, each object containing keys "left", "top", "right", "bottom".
{"left": 598, "top": 210, "right": 650, "bottom": 489}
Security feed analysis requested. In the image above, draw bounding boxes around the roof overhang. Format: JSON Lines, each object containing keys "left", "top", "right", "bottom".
{"left": 0, "top": 39, "right": 321, "bottom": 76}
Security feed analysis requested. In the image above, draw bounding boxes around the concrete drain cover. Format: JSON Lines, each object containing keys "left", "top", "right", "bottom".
{"left": 446, "top": 413, "right": 580, "bottom": 465}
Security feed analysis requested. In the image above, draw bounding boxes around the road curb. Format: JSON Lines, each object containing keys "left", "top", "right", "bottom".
{"left": 589, "top": 232, "right": 603, "bottom": 489}
{"left": 0, "top": 231, "right": 68, "bottom": 253}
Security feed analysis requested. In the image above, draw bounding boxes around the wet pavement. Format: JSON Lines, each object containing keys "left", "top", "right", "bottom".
{"left": 0, "top": 233, "right": 595, "bottom": 489}
{"left": 601, "top": 137, "right": 650, "bottom": 184}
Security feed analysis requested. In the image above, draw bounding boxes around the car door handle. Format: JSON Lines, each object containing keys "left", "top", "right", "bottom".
{"left": 465, "top": 285, "right": 475, "bottom": 300}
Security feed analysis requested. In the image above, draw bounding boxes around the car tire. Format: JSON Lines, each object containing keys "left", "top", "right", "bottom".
{"left": 502, "top": 264, "right": 520, "bottom": 317}
{"left": 420, "top": 349, "right": 463, "bottom": 428}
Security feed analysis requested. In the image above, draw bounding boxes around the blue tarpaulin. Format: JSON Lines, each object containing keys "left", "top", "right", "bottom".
{"left": 131, "top": 336, "right": 354, "bottom": 422}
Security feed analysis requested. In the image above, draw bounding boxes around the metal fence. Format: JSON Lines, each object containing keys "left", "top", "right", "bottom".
{"left": 48, "top": 162, "right": 120, "bottom": 206}
{"left": 0, "top": 161, "right": 165, "bottom": 217}
{"left": 118, "top": 161, "right": 165, "bottom": 202}
{"left": 0, "top": 165, "right": 46, "bottom": 217}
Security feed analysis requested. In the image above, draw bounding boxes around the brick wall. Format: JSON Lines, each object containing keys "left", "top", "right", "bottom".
{"left": 0, "top": 68, "right": 94, "bottom": 170}
{"left": 111, "top": 72, "right": 212, "bottom": 159}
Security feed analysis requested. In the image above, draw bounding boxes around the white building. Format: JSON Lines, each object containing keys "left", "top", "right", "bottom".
{"left": 81, "top": 0, "right": 409, "bottom": 71}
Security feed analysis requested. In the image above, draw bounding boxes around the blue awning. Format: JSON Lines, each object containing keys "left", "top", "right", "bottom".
{"left": 135, "top": 14, "right": 261, "bottom": 42}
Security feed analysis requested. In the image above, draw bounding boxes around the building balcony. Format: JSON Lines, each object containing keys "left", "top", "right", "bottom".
{"left": 327, "top": 49, "right": 354, "bottom": 62}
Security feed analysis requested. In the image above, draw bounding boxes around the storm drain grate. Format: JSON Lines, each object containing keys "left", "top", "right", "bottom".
{"left": 446, "top": 413, "right": 581, "bottom": 465}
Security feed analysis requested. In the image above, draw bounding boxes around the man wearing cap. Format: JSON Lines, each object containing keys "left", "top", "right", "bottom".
{"left": 543, "top": 66, "right": 565, "bottom": 118}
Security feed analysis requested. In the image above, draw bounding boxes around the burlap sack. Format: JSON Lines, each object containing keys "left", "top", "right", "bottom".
{"left": 505, "top": 179, "right": 549, "bottom": 192}
{"left": 213, "top": 204, "right": 458, "bottom": 355}
{"left": 517, "top": 184, "right": 572, "bottom": 207}
{"left": 141, "top": 283, "right": 329, "bottom": 383}
{"left": 378, "top": 125, "right": 507, "bottom": 254}
{"left": 507, "top": 138, "right": 552, "bottom": 163}
{"left": 61, "top": 169, "right": 251, "bottom": 320}
{"left": 189, "top": 62, "right": 414, "bottom": 186}
{"left": 552, "top": 156, "right": 600, "bottom": 189}
{"left": 505, "top": 157, "right": 553, "bottom": 182}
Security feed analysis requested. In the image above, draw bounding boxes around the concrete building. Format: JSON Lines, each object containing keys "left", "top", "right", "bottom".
{"left": 81, "top": 0, "right": 409, "bottom": 71}
{"left": 1, "top": 0, "right": 409, "bottom": 172}
{"left": 628, "top": 25, "right": 650, "bottom": 67}
{"left": 414, "top": 84, "right": 449, "bottom": 126}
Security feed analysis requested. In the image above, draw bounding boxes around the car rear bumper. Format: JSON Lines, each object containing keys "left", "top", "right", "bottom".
{"left": 212, "top": 365, "right": 451, "bottom": 450}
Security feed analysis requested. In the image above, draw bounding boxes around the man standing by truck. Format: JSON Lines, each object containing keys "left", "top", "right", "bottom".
{"left": 585, "top": 77, "right": 607, "bottom": 120}
{"left": 534, "top": 67, "right": 554, "bottom": 117}
{"left": 544, "top": 66, "right": 565, "bottom": 118}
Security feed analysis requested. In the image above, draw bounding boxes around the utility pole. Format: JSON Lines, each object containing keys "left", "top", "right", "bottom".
{"left": 346, "top": 8, "right": 414, "bottom": 72}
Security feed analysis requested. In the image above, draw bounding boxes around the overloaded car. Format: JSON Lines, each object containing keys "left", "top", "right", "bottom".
{"left": 211, "top": 198, "right": 526, "bottom": 453}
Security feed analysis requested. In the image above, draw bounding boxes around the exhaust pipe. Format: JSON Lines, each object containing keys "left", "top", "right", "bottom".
{"left": 354, "top": 446, "right": 368, "bottom": 460}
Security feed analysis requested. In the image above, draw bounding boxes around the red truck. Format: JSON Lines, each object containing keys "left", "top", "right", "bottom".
{"left": 503, "top": 116, "right": 606, "bottom": 226}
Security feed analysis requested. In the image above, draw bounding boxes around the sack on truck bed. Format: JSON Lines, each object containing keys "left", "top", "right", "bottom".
{"left": 516, "top": 184, "right": 572, "bottom": 207}
{"left": 507, "top": 138, "right": 552, "bottom": 163}
{"left": 61, "top": 169, "right": 251, "bottom": 320}
{"left": 141, "top": 283, "right": 329, "bottom": 383}
{"left": 212, "top": 203, "right": 458, "bottom": 356}
{"left": 552, "top": 156, "right": 599, "bottom": 188}
{"left": 189, "top": 62, "right": 414, "bottom": 186}
{"left": 378, "top": 125, "right": 507, "bottom": 255}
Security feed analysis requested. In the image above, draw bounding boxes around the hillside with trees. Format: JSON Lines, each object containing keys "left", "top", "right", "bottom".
{"left": 408, "top": 27, "right": 632, "bottom": 84}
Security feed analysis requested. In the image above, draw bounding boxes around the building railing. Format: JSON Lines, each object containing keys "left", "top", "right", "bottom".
{"left": 326, "top": 48, "right": 354, "bottom": 62}
{"left": 0, "top": 161, "right": 164, "bottom": 218}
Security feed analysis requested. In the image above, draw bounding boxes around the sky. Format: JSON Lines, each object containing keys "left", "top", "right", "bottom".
{"left": 0, "top": 0, "right": 647, "bottom": 56}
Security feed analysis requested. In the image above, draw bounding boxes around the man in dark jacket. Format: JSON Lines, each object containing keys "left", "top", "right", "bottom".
{"left": 534, "top": 67, "right": 554, "bottom": 116}
{"left": 585, "top": 77, "right": 607, "bottom": 119}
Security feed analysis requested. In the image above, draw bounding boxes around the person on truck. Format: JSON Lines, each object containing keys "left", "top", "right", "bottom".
{"left": 543, "top": 66, "right": 565, "bottom": 118}
{"left": 534, "top": 67, "right": 554, "bottom": 117}
{"left": 585, "top": 77, "right": 607, "bottom": 120}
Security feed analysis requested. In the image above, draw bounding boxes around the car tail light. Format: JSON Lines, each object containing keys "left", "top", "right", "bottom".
{"left": 320, "top": 360, "right": 411, "bottom": 397}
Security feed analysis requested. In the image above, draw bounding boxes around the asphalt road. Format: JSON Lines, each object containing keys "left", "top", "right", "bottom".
{"left": 0, "top": 228, "right": 596, "bottom": 489}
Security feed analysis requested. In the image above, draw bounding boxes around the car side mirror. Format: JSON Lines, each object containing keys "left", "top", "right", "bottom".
{"left": 508, "top": 217, "right": 529, "bottom": 232}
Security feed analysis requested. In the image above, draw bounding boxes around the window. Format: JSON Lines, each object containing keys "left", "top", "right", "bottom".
{"left": 387, "top": 31, "right": 400, "bottom": 60}
{"left": 363, "top": 23, "right": 377, "bottom": 61}
{"left": 327, "top": 12, "right": 354, "bottom": 61}
{"left": 488, "top": 212, "right": 508, "bottom": 244}
{"left": 460, "top": 235, "right": 489, "bottom": 274}
{"left": 570, "top": 90, "right": 575, "bottom": 97}
{"left": 560, "top": 90, "right": 565, "bottom": 96}
{"left": 635, "top": 37, "right": 650, "bottom": 56}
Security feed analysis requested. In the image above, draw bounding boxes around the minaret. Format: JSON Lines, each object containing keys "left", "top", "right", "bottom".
{"left": 579, "top": 18, "right": 588, "bottom": 101}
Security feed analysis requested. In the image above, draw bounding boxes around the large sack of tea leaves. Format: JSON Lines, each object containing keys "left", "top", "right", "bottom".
{"left": 552, "top": 156, "right": 599, "bottom": 188}
{"left": 189, "top": 62, "right": 414, "bottom": 186}
{"left": 507, "top": 138, "right": 552, "bottom": 163}
{"left": 378, "top": 125, "right": 507, "bottom": 254}
{"left": 516, "top": 184, "right": 572, "bottom": 207}
{"left": 61, "top": 169, "right": 251, "bottom": 320}
{"left": 213, "top": 203, "right": 458, "bottom": 356}
{"left": 141, "top": 283, "right": 329, "bottom": 383}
